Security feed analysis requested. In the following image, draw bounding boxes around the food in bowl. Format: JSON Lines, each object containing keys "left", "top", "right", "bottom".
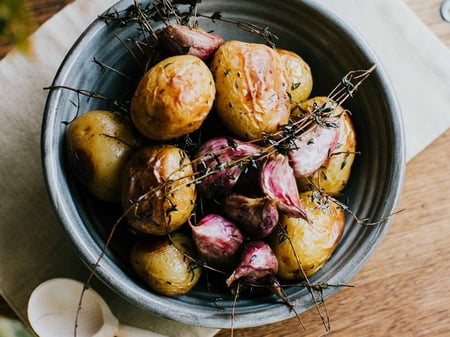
{"left": 42, "top": 0, "right": 404, "bottom": 329}
{"left": 65, "top": 26, "right": 359, "bottom": 299}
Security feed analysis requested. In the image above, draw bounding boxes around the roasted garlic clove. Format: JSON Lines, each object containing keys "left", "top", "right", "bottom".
{"left": 226, "top": 241, "right": 278, "bottom": 288}
{"left": 222, "top": 194, "right": 279, "bottom": 239}
{"left": 160, "top": 23, "right": 224, "bottom": 60}
{"left": 288, "top": 122, "right": 340, "bottom": 178}
{"left": 189, "top": 214, "right": 244, "bottom": 270}
{"left": 260, "top": 154, "right": 307, "bottom": 220}
{"left": 195, "top": 137, "right": 262, "bottom": 197}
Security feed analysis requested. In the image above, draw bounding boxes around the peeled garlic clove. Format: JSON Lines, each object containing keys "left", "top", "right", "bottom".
{"left": 226, "top": 241, "right": 278, "bottom": 288}
{"left": 222, "top": 194, "right": 279, "bottom": 239}
{"left": 189, "top": 214, "right": 244, "bottom": 270}
{"left": 195, "top": 137, "right": 261, "bottom": 197}
{"left": 288, "top": 123, "right": 340, "bottom": 178}
{"left": 260, "top": 154, "right": 307, "bottom": 220}
{"left": 160, "top": 24, "right": 224, "bottom": 60}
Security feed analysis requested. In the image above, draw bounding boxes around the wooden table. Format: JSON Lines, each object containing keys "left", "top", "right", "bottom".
{"left": 1, "top": 1, "right": 449, "bottom": 336}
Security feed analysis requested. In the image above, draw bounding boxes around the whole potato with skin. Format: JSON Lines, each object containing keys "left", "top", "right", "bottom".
{"left": 268, "top": 191, "right": 345, "bottom": 279}
{"left": 65, "top": 110, "right": 136, "bottom": 202}
{"left": 296, "top": 97, "right": 356, "bottom": 195}
{"left": 131, "top": 54, "right": 215, "bottom": 141}
{"left": 210, "top": 40, "right": 291, "bottom": 140}
{"left": 122, "top": 145, "right": 196, "bottom": 236}
{"left": 277, "top": 49, "right": 313, "bottom": 108}
{"left": 130, "top": 231, "right": 202, "bottom": 297}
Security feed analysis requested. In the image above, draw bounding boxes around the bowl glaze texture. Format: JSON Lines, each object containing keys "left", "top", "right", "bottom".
{"left": 42, "top": 0, "right": 405, "bottom": 328}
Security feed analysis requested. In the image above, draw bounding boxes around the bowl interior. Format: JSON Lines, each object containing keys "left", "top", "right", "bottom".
{"left": 41, "top": 0, "right": 405, "bottom": 329}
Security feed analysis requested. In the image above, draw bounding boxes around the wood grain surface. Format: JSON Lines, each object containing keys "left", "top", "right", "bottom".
{"left": 1, "top": 1, "right": 449, "bottom": 337}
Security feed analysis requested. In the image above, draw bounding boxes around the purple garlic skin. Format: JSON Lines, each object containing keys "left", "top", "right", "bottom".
{"left": 189, "top": 214, "right": 244, "bottom": 269}
{"left": 195, "top": 137, "right": 261, "bottom": 197}
{"left": 288, "top": 123, "right": 340, "bottom": 178}
{"left": 226, "top": 241, "right": 278, "bottom": 288}
{"left": 160, "top": 24, "right": 224, "bottom": 61}
{"left": 260, "top": 154, "right": 307, "bottom": 220}
{"left": 222, "top": 194, "right": 279, "bottom": 239}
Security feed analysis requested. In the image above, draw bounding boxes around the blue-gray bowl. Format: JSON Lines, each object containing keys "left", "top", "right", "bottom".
{"left": 41, "top": 0, "right": 405, "bottom": 328}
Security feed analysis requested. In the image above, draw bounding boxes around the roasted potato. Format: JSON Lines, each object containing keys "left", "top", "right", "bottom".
{"left": 65, "top": 110, "right": 136, "bottom": 202}
{"left": 210, "top": 40, "right": 291, "bottom": 140}
{"left": 277, "top": 49, "right": 313, "bottom": 108}
{"left": 122, "top": 145, "right": 196, "bottom": 236}
{"left": 131, "top": 55, "right": 215, "bottom": 140}
{"left": 268, "top": 191, "right": 345, "bottom": 279}
{"left": 130, "top": 231, "right": 202, "bottom": 296}
{"left": 296, "top": 97, "right": 356, "bottom": 195}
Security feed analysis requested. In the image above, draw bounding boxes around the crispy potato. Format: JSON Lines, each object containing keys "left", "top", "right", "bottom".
{"left": 277, "top": 49, "right": 313, "bottom": 108}
{"left": 65, "top": 110, "right": 136, "bottom": 202}
{"left": 130, "top": 232, "right": 202, "bottom": 296}
{"left": 122, "top": 145, "right": 196, "bottom": 236}
{"left": 268, "top": 191, "right": 345, "bottom": 279}
{"left": 296, "top": 97, "right": 356, "bottom": 195}
{"left": 131, "top": 55, "right": 215, "bottom": 140}
{"left": 210, "top": 40, "right": 290, "bottom": 140}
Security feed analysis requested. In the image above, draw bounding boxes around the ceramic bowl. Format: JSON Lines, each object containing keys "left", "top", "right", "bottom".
{"left": 41, "top": 0, "right": 405, "bottom": 329}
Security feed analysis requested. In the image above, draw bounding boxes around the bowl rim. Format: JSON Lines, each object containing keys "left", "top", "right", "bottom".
{"left": 41, "top": 0, "right": 406, "bottom": 329}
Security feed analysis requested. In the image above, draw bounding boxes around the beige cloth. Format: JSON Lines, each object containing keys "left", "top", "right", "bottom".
{"left": 0, "top": 0, "right": 449, "bottom": 336}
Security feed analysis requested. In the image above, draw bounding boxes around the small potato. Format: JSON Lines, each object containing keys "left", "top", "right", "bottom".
{"left": 130, "top": 232, "right": 202, "bottom": 296}
{"left": 65, "top": 110, "right": 136, "bottom": 202}
{"left": 268, "top": 191, "right": 345, "bottom": 279}
{"left": 296, "top": 97, "right": 356, "bottom": 195}
{"left": 130, "top": 55, "right": 215, "bottom": 140}
{"left": 210, "top": 40, "right": 290, "bottom": 140}
{"left": 277, "top": 49, "right": 313, "bottom": 108}
{"left": 122, "top": 145, "right": 196, "bottom": 236}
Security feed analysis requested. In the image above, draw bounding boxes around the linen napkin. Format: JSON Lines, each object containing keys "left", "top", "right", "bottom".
{"left": 0, "top": 0, "right": 449, "bottom": 337}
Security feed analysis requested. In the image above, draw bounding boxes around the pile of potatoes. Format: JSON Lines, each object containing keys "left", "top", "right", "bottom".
{"left": 65, "top": 38, "right": 356, "bottom": 297}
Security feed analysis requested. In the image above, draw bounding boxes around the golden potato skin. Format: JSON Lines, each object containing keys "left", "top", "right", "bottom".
{"left": 268, "top": 191, "right": 345, "bottom": 279}
{"left": 296, "top": 97, "right": 356, "bottom": 195}
{"left": 130, "top": 232, "right": 202, "bottom": 297}
{"left": 131, "top": 55, "right": 215, "bottom": 140}
{"left": 122, "top": 145, "right": 196, "bottom": 236}
{"left": 277, "top": 49, "right": 313, "bottom": 108}
{"left": 65, "top": 110, "right": 136, "bottom": 202}
{"left": 210, "top": 40, "right": 290, "bottom": 140}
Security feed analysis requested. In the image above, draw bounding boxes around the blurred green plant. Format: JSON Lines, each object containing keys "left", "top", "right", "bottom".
{"left": 0, "top": 0, "right": 36, "bottom": 53}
